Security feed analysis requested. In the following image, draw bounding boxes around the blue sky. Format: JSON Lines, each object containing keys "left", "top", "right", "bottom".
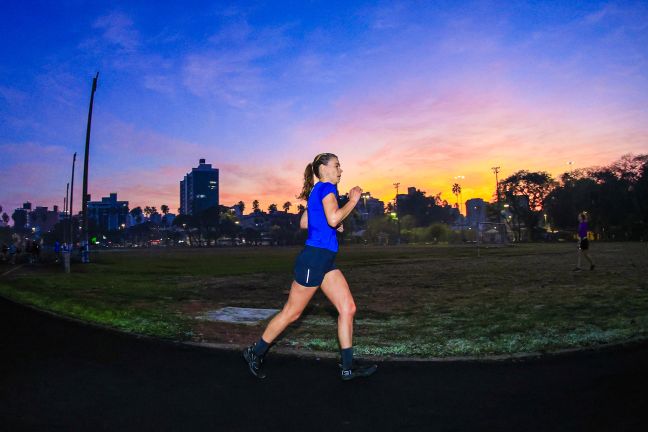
{"left": 1, "top": 0, "right": 647, "bottom": 217}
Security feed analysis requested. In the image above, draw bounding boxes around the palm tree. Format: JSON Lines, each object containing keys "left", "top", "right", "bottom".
{"left": 297, "top": 204, "right": 306, "bottom": 213}
{"left": 282, "top": 201, "right": 292, "bottom": 213}
{"left": 452, "top": 183, "right": 461, "bottom": 213}
{"left": 161, "top": 205, "right": 169, "bottom": 215}
{"left": 252, "top": 200, "right": 260, "bottom": 213}
{"left": 1, "top": 213, "right": 8, "bottom": 226}
{"left": 238, "top": 200, "right": 245, "bottom": 214}
{"left": 268, "top": 203, "right": 278, "bottom": 213}
{"left": 144, "top": 206, "right": 153, "bottom": 218}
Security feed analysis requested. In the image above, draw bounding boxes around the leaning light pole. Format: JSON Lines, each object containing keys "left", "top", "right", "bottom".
{"left": 65, "top": 153, "right": 77, "bottom": 273}
{"left": 81, "top": 72, "right": 99, "bottom": 264}
{"left": 64, "top": 182, "right": 69, "bottom": 245}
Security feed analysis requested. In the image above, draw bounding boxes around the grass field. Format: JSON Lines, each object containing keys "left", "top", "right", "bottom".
{"left": 1, "top": 242, "right": 647, "bottom": 358}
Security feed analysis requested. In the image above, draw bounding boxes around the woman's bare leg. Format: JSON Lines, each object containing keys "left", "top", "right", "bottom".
{"left": 577, "top": 249, "right": 582, "bottom": 268}
{"left": 261, "top": 280, "right": 318, "bottom": 343}
{"left": 320, "top": 269, "right": 356, "bottom": 349}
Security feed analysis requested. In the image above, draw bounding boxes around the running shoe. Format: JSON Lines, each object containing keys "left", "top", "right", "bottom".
{"left": 340, "top": 362, "right": 378, "bottom": 381}
{"left": 243, "top": 344, "right": 266, "bottom": 379}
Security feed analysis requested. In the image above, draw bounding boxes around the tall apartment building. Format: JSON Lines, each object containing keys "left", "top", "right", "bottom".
{"left": 180, "top": 159, "right": 219, "bottom": 216}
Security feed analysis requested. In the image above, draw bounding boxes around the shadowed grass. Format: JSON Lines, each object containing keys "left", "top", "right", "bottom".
{"left": 0, "top": 242, "right": 647, "bottom": 357}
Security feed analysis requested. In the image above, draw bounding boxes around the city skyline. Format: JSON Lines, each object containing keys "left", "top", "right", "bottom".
{"left": 2, "top": 1, "right": 647, "bottom": 214}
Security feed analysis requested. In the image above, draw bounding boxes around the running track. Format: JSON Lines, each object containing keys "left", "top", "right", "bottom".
{"left": 0, "top": 297, "right": 646, "bottom": 431}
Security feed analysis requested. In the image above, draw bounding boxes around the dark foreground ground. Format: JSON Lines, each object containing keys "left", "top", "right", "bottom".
{"left": 1, "top": 297, "right": 647, "bottom": 431}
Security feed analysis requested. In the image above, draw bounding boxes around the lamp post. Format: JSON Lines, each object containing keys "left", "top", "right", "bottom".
{"left": 393, "top": 183, "right": 400, "bottom": 244}
{"left": 81, "top": 72, "right": 99, "bottom": 264}
{"left": 491, "top": 167, "right": 501, "bottom": 222}
{"left": 64, "top": 153, "right": 77, "bottom": 273}
{"left": 64, "top": 182, "right": 69, "bottom": 245}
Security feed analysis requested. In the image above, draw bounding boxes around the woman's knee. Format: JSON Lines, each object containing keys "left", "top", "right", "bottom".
{"left": 281, "top": 308, "right": 302, "bottom": 323}
{"left": 338, "top": 300, "right": 356, "bottom": 319}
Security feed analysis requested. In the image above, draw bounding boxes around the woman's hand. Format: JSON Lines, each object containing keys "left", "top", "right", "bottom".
{"left": 348, "top": 186, "right": 363, "bottom": 204}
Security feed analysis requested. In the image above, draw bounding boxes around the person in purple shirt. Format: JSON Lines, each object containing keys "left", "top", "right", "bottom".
{"left": 243, "top": 153, "right": 377, "bottom": 381}
{"left": 575, "top": 212, "right": 595, "bottom": 271}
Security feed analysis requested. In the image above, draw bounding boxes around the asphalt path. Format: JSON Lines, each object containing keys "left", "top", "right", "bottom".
{"left": 1, "top": 297, "right": 647, "bottom": 431}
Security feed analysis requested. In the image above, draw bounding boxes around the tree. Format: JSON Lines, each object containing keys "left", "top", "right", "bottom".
{"left": 452, "top": 183, "right": 461, "bottom": 211}
{"left": 282, "top": 201, "right": 292, "bottom": 213}
{"left": 364, "top": 215, "right": 398, "bottom": 244}
{"left": 635, "top": 160, "right": 648, "bottom": 239}
{"left": 252, "top": 200, "right": 260, "bottom": 213}
{"left": 501, "top": 171, "right": 557, "bottom": 240}
{"left": 219, "top": 214, "right": 239, "bottom": 246}
{"left": 238, "top": 201, "right": 245, "bottom": 214}
{"left": 1, "top": 212, "right": 9, "bottom": 226}
{"left": 130, "top": 207, "right": 143, "bottom": 224}
{"left": 173, "top": 214, "right": 197, "bottom": 245}
{"left": 198, "top": 206, "right": 221, "bottom": 246}
{"left": 160, "top": 205, "right": 169, "bottom": 215}
{"left": 297, "top": 204, "right": 306, "bottom": 213}
{"left": 268, "top": 203, "right": 278, "bottom": 213}
{"left": 541, "top": 154, "right": 648, "bottom": 240}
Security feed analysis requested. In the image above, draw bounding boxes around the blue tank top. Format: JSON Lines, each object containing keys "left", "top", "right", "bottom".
{"left": 306, "top": 182, "right": 339, "bottom": 252}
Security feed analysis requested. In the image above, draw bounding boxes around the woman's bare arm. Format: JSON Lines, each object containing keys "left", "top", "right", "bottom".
{"left": 322, "top": 187, "right": 361, "bottom": 227}
{"left": 300, "top": 209, "right": 308, "bottom": 229}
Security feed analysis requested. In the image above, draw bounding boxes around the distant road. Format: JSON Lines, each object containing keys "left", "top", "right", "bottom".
{"left": 0, "top": 296, "right": 646, "bottom": 431}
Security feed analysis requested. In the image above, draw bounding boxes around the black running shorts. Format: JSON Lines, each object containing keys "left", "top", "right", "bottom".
{"left": 293, "top": 245, "right": 337, "bottom": 287}
{"left": 579, "top": 238, "right": 589, "bottom": 250}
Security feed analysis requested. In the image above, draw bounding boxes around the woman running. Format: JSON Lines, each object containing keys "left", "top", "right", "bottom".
{"left": 574, "top": 212, "right": 595, "bottom": 271}
{"left": 243, "top": 153, "right": 377, "bottom": 381}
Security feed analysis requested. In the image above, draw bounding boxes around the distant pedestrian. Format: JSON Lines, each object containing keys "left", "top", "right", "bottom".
{"left": 574, "top": 212, "right": 595, "bottom": 271}
{"left": 8, "top": 242, "right": 16, "bottom": 265}
{"left": 26, "top": 240, "right": 33, "bottom": 264}
{"left": 33, "top": 241, "right": 41, "bottom": 263}
{"left": 243, "top": 152, "right": 377, "bottom": 381}
{"left": 54, "top": 241, "right": 61, "bottom": 263}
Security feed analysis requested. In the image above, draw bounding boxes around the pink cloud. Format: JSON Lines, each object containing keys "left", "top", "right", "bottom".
{"left": 291, "top": 81, "right": 648, "bottom": 206}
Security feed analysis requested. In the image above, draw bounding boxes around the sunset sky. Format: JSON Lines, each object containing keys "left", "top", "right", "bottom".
{"left": 1, "top": 1, "right": 647, "bottom": 216}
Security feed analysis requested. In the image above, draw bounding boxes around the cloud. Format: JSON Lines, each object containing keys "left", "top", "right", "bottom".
{"left": 292, "top": 77, "right": 648, "bottom": 204}
{"left": 182, "top": 21, "right": 293, "bottom": 107}
{"left": 182, "top": 50, "right": 262, "bottom": 108}
{"left": 93, "top": 12, "right": 139, "bottom": 52}
{"left": 0, "top": 85, "right": 28, "bottom": 105}
{"left": 142, "top": 74, "right": 176, "bottom": 96}
{"left": 0, "top": 141, "right": 72, "bottom": 213}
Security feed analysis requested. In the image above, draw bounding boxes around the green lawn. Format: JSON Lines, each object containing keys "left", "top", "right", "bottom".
{"left": 1, "top": 242, "right": 647, "bottom": 358}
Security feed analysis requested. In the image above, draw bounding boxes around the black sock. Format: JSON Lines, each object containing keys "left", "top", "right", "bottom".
{"left": 341, "top": 347, "right": 353, "bottom": 370}
{"left": 253, "top": 338, "right": 269, "bottom": 356}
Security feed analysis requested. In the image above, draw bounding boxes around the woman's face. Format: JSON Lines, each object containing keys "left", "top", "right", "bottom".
{"left": 319, "top": 157, "right": 342, "bottom": 184}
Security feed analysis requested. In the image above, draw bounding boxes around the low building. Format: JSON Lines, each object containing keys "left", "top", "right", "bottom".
{"left": 87, "top": 193, "right": 130, "bottom": 232}
{"left": 29, "top": 205, "right": 60, "bottom": 233}
{"left": 465, "top": 198, "right": 487, "bottom": 227}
